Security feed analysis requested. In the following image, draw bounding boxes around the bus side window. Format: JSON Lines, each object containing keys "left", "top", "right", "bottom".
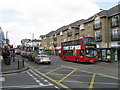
{"left": 80, "top": 50, "right": 84, "bottom": 56}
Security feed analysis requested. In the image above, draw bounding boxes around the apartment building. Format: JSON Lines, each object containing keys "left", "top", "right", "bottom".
{"left": 40, "top": 4, "right": 120, "bottom": 53}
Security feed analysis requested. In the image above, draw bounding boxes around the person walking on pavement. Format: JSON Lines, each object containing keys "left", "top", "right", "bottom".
{"left": 2, "top": 45, "right": 10, "bottom": 65}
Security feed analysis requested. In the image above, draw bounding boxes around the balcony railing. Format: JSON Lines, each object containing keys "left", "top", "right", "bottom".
{"left": 111, "top": 20, "right": 120, "bottom": 28}
{"left": 93, "top": 23, "right": 102, "bottom": 30}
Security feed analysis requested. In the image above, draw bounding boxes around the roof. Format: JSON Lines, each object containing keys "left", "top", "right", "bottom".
{"left": 56, "top": 26, "right": 68, "bottom": 34}
{"left": 46, "top": 31, "right": 56, "bottom": 37}
{"left": 84, "top": 4, "right": 120, "bottom": 23}
{"left": 69, "top": 19, "right": 85, "bottom": 27}
{"left": 32, "top": 39, "right": 41, "bottom": 42}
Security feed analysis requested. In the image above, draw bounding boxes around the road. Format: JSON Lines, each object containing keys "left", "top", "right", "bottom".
{"left": 1, "top": 55, "right": 120, "bottom": 90}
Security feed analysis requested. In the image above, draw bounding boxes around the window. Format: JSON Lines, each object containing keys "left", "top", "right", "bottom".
{"left": 63, "top": 50, "right": 73, "bottom": 55}
{"left": 84, "top": 37, "right": 96, "bottom": 44}
{"left": 111, "top": 15, "right": 119, "bottom": 27}
{"left": 80, "top": 24, "right": 84, "bottom": 30}
{"left": 94, "top": 16, "right": 102, "bottom": 29}
{"left": 86, "top": 49, "right": 97, "bottom": 58}
{"left": 111, "top": 29, "right": 120, "bottom": 41}
{"left": 60, "top": 32, "right": 63, "bottom": 35}
{"left": 95, "top": 31, "right": 102, "bottom": 42}
{"left": 74, "top": 39, "right": 82, "bottom": 45}
{"left": 67, "top": 41, "right": 74, "bottom": 46}
{"left": 61, "top": 42, "right": 67, "bottom": 46}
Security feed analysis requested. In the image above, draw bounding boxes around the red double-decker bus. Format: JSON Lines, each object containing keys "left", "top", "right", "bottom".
{"left": 60, "top": 37, "right": 98, "bottom": 63}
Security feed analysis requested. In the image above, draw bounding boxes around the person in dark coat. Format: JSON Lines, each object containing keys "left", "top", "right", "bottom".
{"left": 2, "top": 46, "right": 10, "bottom": 65}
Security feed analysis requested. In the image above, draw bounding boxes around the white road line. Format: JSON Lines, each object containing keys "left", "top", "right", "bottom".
{"left": 0, "top": 77, "right": 5, "bottom": 81}
{"left": 2, "top": 85, "right": 53, "bottom": 88}
{"left": 29, "top": 70, "right": 60, "bottom": 89}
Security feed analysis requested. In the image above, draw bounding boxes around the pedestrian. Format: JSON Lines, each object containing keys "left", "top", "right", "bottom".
{"left": 2, "top": 45, "right": 10, "bottom": 65}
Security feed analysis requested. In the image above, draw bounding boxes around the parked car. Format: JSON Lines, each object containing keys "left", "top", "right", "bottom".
{"left": 21, "top": 51, "right": 27, "bottom": 57}
{"left": 15, "top": 49, "right": 21, "bottom": 55}
{"left": 34, "top": 54, "right": 51, "bottom": 64}
{"left": 28, "top": 52, "right": 37, "bottom": 61}
{"left": 26, "top": 52, "right": 31, "bottom": 58}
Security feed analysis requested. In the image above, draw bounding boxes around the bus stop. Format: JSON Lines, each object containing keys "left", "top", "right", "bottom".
{"left": 97, "top": 48, "right": 120, "bottom": 62}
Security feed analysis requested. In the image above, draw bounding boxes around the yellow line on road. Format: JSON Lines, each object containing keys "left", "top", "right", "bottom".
{"left": 89, "top": 73, "right": 96, "bottom": 90}
{"left": 96, "top": 73, "right": 119, "bottom": 80}
{"left": 61, "top": 80, "right": 90, "bottom": 83}
{"left": 94, "top": 82, "right": 120, "bottom": 85}
{"left": 58, "top": 69, "right": 76, "bottom": 83}
{"left": 34, "top": 69, "right": 72, "bottom": 90}
{"left": 45, "top": 66, "right": 63, "bottom": 75}
{"left": 35, "top": 66, "right": 50, "bottom": 70}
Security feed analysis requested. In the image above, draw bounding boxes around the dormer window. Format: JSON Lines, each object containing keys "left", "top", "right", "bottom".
{"left": 60, "top": 31, "right": 63, "bottom": 35}
{"left": 80, "top": 24, "right": 84, "bottom": 30}
{"left": 93, "top": 16, "right": 102, "bottom": 30}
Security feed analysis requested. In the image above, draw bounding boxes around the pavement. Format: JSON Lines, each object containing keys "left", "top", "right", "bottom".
{"left": 0, "top": 55, "right": 29, "bottom": 74}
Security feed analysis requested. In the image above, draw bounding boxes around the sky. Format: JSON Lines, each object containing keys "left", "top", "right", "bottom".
{"left": 0, "top": 0, "right": 119, "bottom": 46}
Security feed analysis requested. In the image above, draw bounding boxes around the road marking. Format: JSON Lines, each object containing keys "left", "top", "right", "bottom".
{"left": 1, "top": 85, "right": 53, "bottom": 89}
{"left": 89, "top": 73, "right": 96, "bottom": 90}
{"left": 0, "top": 77, "right": 5, "bottom": 81}
{"left": 61, "top": 65, "right": 119, "bottom": 80}
{"left": 45, "top": 66, "right": 63, "bottom": 74}
{"left": 94, "top": 82, "right": 120, "bottom": 85}
{"left": 28, "top": 70, "right": 59, "bottom": 89}
{"left": 95, "top": 73, "right": 119, "bottom": 80}
{"left": 58, "top": 69, "right": 76, "bottom": 83}
{"left": 35, "top": 66, "right": 50, "bottom": 70}
{"left": 34, "top": 69, "right": 71, "bottom": 90}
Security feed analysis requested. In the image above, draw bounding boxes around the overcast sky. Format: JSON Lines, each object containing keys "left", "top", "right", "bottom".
{"left": 0, "top": 0, "right": 119, "bottom": 46}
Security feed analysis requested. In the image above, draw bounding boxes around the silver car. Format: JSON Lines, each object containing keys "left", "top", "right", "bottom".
{"left": 34, "top": 54, "right": 51, "bottom": 64}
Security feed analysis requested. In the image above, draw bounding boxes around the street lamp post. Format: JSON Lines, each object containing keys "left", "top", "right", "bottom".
{"left": 30, "top": 33, "right": 34, "bottom": 51}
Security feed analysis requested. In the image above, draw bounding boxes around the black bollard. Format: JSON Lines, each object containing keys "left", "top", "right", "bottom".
{"left": 23, "top": 58, "right": 24, "bottom": 67}
{"left": 18, "top": 58, "right": 19, "bottom": 70}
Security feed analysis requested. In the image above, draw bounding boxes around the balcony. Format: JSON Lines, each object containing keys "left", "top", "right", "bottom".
{"left": 111, "top": 20, "right": 120, "bottom": 28}
{"left": 93, "top": 23, "right": 102, "bottom": 30}
{"left": 67, "top": 31, "right": 72, "bottom": 37}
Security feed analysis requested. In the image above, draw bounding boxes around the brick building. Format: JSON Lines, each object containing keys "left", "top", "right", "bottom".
{"left": 40, "top": 4, "right": 120, "bottom": 55}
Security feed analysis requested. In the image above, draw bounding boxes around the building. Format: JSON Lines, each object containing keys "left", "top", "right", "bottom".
{"left": 40, "top": 4, "right": 120, "bottom": 56}
{"left": 0, "top": 27, "right": 5, "bottom": 49}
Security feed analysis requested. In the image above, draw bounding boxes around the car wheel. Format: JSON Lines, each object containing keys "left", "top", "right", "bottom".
{"left": 48, "top": 62, "right": 51, "bottom": 64}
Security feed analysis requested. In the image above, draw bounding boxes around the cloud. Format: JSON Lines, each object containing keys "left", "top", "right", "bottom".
{"left": 0, "top": 0, "right": 102, "bottom": 45}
